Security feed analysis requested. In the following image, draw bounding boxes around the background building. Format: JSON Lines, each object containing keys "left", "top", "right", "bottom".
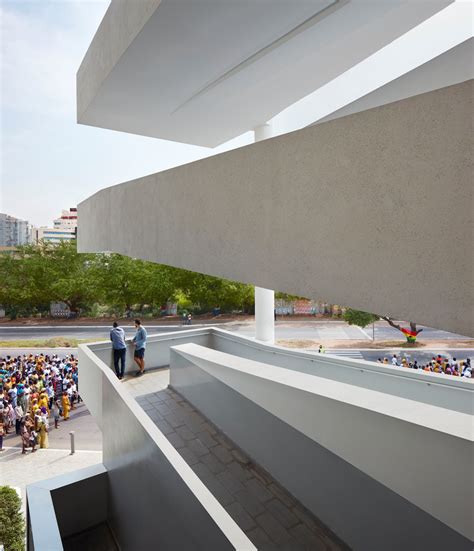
{"left": 0, "top": 213, "right": 31, "bottom": 247}
{"left": 34, "top": 207, "right": 77, "bottom": 244}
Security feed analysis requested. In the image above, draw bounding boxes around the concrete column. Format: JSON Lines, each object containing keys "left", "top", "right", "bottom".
{"left": 254, "top": 123, "right": 275, "bottom": 343}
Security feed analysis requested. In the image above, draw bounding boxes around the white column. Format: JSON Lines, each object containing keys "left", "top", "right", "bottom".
{"left": 254, "top": 123, "right": 275, "bottom": 343}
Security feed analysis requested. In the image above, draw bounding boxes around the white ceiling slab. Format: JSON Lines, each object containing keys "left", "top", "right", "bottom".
{"left": 77, "top": 0, "right": 453, "bottom": 147}
{"left": 316, "top": 38, "right": 474, "bottom": 125}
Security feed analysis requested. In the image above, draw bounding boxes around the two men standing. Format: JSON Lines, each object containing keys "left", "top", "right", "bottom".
{"left": 110, "top": 319, "right": 147, "bottom": 379}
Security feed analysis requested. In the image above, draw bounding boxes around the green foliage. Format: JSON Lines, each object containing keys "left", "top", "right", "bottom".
{"left": 275, "top": 292, "right": 308, "bottom": 301}
{"left": 176, "top": 271, "right": 254, "bottom": 313}
{"left": 0, "top": 486, "right": 25, "bottom": 551}
{"left": 343, "top": 308, "right": 379, "bottom": 328}
{"left": 0, "top": 241, "right": 98, "bottom": 313}
{"left": 0, "top": 242, "right": 255, "bottom": 316}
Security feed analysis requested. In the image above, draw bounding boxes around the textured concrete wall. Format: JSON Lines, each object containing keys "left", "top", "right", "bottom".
{"left": 170, "top": 347, "right": 472, "bottom": 551}
{"left": 78, "top": 81, "right": 473, "bottom": 336}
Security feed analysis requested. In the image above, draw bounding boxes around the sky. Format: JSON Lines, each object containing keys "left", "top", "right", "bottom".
{"left": 0, "top": 0, "right": 471, "bottom": 227}
{"left": 0, "top": 0, "right": 252, "bottom": 227}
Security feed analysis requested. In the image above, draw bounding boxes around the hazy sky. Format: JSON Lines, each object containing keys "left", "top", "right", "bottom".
{"left": 0, "top": 0, "right": 251, "bottom": 227}
{"left": 1, "top": 1, "right": 470, "bottom": 227}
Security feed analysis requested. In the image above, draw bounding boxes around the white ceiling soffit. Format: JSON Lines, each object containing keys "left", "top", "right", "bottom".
{"left": 77, "top": 0, "right": 454, "bottom": 147}
{"left": 271, "top": 1, "right": 473, "bottom": 134}
{"left": 315, "top": 37, "right": 474, "bottom": 126}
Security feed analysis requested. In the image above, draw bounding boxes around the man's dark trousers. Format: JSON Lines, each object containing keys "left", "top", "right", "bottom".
{"left": 113, "top": 348, "right": 126, "bottom": 378}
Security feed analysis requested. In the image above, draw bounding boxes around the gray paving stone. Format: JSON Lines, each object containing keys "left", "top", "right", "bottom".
{"left": 231, "top": 448, "right": 251, "bottom": 465}
{"left": 187, "top": 438, "right": 209, "bottom": 457}
{"left": 216, "top": 470, "right": 246, "bottom": 495}
{"left": 166, "top": 431, "right": 185, "bottom": 449}
{"left": 244, "top": 478, "right": 273, "bottom": 503}
{"left": 163, "top": 412, "right": 185, "bottom": 429}
{"left": 211, "top": 444, "right": 234, "bottom": 464}
{"left": 199, "top": 421, "right": 217, "bottom": 435}
{"left": 258, "top": 543, "right": 308, "bottom": 551}
{"left": 200, "top": 453, "right": 227, "bottom": 475}
{"left": 227, "top": 461, "right": 253, "bottom": 482}
{"left": 180, "top": 402, "right": 196, "bottom": 413}
{"left": 202, "top": 476, "right": 235, "bottom": 506}
{"left": 146, "top": 395, "right": 163, "bottom": 404}
{"left": 183, "top": 418, "right": 206, "bottom": 434}
{"left": 187, "top": 410, "right": 206, "bottom": 425}
{"left": 246, "top": 526, "right": 271, "bottom": 546}
{"left": 255, "top": 511, "right": 293, "bottom": 545}
{"left": 167, "top": 401, "right": 184, "bottom": 412}
{"left": 176, "top": 425, "right": 195, "bottom": 441}
{"left": 195, "top": 430, "right": 217, "bottom": 449}
{"left": 170, "top": 407, "right": 188, "bottom": 422}
{"left": 266, "top": 498, "right": 300, "bottom": 529}
{"left": 249, "top": 465, "right": 274, "bottom": 486}
{"left": 147, "top": 410, "right": 163, "bottom": 423}
{"left": 155, "top": 402, "right": 173, "bottom": 415}
{"left": 225, "top": 501, "right": 256, "bottom": 532}
{"left": 191, "top": 461, "right": 213, "bottom": 482}
{"left": 177, "top": 446, "right": 200, "bottom": 466}
{"left": 215, "top": 433, "right": 234, "bottom": 450}
{"left": 289, "top": 523, "right": 327, "bottom": 549}
{"left": 267, "top": 483, "right": 296, "bottom": 508}
{"left": 154, "top": 418, "right": 174, "bottom": 435}
{"left": 233, "top": 489, "right": 266, "bottom": 517}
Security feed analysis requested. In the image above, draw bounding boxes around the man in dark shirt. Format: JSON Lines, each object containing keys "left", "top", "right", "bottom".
{"left": 110, "top": 322, "right": 127, "bottom": 380}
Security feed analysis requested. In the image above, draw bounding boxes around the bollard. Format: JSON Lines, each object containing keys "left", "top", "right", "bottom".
{"left": 69, "top": 431, "right": 75, "bottom": 455}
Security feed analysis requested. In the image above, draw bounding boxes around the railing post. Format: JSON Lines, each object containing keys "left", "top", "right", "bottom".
{"left": 69, "top": 431, "right": 75, "bottom": 455}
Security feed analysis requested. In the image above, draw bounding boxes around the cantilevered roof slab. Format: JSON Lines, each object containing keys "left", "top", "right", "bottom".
{"left": 78, "top": 81, "right": 474, "bottom": 337}
{"left": 77, "top": 0, "right": 453, "bottom": 147}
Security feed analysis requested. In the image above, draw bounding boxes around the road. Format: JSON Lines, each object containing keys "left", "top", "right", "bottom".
{"left": 0, "top": 320, "right": 470, "bottom": 342}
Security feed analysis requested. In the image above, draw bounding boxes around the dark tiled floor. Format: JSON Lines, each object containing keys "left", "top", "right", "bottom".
{"left": 136, "top": 388, "right": 347, "bottom": 550}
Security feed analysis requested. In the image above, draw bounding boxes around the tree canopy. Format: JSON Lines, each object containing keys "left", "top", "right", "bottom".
{"left": 0, "top": 241, "right": 255, "bottom": 317}
{"left": 343, "top": 309, "right": 379, "bottom": 328}
{"left": 0, "top": 486, "right": 25, "bottom": 551}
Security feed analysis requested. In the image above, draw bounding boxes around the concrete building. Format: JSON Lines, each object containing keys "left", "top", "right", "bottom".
{"left": 27, "top": 2, "right": 473, "bottom": 550}
{"left": 0, "top": 213, "right": 31, "bottom": 247}
{"left": 34, "top": 208, "right": 77, "bottom": 244}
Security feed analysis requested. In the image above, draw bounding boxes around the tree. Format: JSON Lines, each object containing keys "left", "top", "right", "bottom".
{"left": 0, "top": 486, "right": 25, "bottom": 551}
{"left": 176, "top": 271, "right": 254, "bottom": 313}
{"left": 380, "top": 317, "right": 423, "bottom": 343}
{"left": 343, "top": 308, "right": 423, "bottom": 343}
{"left": 343, "top": 309, "right": 379, "bottom": 328}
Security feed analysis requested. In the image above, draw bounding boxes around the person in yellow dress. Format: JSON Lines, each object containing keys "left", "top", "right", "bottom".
{"left": 61, "top": 391, "right": 70, "bottom": 421}
{"left": 38, "top": 407, "right": 49, "bottom": 449}
{"left": 38, "top": 392, "right": 49, "bottom": 414}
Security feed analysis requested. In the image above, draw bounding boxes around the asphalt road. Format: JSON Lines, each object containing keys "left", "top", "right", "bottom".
{"left": 0, "top": 321, "right": 470, "bottom": 342}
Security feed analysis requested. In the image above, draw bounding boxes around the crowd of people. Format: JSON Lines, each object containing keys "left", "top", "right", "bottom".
{"left": 377, "top": 353, "right": 472, "bottom": 378}
{"left": 0, "top": 353, "right": 80, "bottom": 453}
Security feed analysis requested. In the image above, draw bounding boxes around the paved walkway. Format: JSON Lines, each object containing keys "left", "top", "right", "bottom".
{"left": 0, "top": 446, "right": 102, "bottom": 506}
{"left": 122, "top": 367, "right": 170, "bottom": 396}
{"left": 136, "top": 388, "right": 346, "bottom": 550}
